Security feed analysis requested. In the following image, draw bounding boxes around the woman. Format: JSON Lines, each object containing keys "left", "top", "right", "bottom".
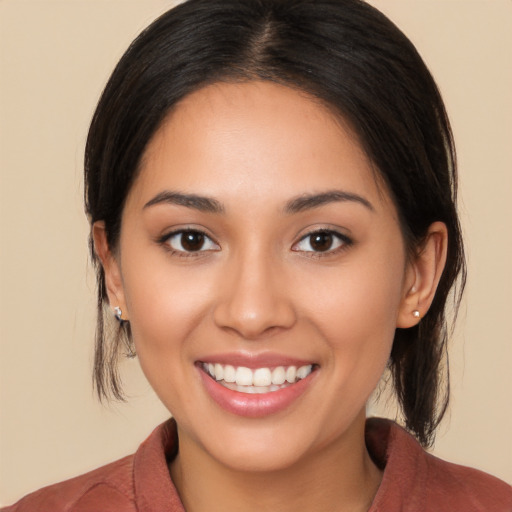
{"left": 3, "top": 0, "right": 510, "bottom": 510}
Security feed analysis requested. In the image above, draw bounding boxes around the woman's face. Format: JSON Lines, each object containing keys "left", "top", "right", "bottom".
{"left": 110, "top": 81, "right": 416, "bottom": 472}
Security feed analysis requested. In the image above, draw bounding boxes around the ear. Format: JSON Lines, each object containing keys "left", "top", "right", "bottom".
{"left": 397, "top": 221, "right": 448, "bottom": 328}
{"left": 92, "top": 221, "right": 128, "bottom": 321}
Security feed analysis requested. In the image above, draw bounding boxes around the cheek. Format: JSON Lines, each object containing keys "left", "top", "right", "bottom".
{"left": 119, "top": 247, "right": 214, "bottom": 367}
{"left": 298, "top": 250, "right": 405, "bottom": 378}
{"left": 305, "top": 258, "right": 403, "bottom": 334}
{"left": 120, "top": 261, "right": 216, "bottom": 415}
{"left": 127, "top": 279, "right": 209, "bottom": 345}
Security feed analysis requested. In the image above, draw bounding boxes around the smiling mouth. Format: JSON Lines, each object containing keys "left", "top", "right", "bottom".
{"left": 201, "top": 362, "right": 316, "bottom": 394}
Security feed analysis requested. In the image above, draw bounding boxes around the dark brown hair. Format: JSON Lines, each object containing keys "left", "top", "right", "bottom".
{"left": 85, "top": 0, "right": 466, "bottom": 446}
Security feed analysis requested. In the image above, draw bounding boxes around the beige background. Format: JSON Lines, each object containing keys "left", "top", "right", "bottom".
{"left": 0, "top": 0, "right": 510, "bottom": 505}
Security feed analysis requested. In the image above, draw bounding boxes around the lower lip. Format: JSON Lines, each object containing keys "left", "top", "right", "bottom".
{"left": 198, "top": 366, "right": 316, "bottom": 418}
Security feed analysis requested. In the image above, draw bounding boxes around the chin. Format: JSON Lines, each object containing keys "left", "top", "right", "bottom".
{"left": 206, "top": 433, "right": 311, "bottom": 474}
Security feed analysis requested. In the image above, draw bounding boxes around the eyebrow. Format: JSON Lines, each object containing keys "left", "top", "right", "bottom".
{"left": 143, "top": 191, "right": 225, "bottom": 213}
{"left": 284, "top": 190, "right": 374, "bottom": 214}
{"left": 143, "top": 189, "right": 373, "bottom": 215}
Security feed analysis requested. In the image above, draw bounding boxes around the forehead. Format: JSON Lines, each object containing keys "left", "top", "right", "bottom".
{"left": 131, "top": 81, "right": 391, "bottom": 213}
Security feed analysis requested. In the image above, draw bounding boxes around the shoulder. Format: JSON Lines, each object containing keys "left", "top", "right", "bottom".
{"left": 422, "top": 449, "right": 512, "bottom": 511}
{"left": 1, "top": 419, "right": 181, "bottom": 512}
{"left": 366, "top": 418, "right": 512, "bottom": 512}
{"left": 0, "top": 455, "right": 136, "bottom": 512}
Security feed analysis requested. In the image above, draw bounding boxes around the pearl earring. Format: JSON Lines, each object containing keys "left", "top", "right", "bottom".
{"left": 413, "top": 310, "right": 420, "bottom": 319}
{"left": 114, "top": 306, "right": 123, "bottom": 321}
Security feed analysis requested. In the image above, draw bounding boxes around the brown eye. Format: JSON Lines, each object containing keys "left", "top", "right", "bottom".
{"left": 166, "top": 230, "right": 219, "bottom": 253}
{"left": 181, "top": 231, "right": 205, "bottom": 251}
{"left": 309, "top": 232, "right": 334, "bottom": 252}
{"left": 293, "top": 230, "right": 349, "bottom": 254}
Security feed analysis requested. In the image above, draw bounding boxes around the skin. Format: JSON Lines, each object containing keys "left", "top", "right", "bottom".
{"left": 94, "top": 81, "right": 447, "bottom": 512}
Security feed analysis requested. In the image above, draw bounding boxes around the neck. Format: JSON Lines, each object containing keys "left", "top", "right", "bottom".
{"left": 170, "top": 414, "right": 382, "bottom": 512}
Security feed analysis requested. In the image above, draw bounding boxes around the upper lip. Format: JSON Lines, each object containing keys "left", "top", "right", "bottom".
{"left": 196, "top": 351, "right": 316, "bottom": 369}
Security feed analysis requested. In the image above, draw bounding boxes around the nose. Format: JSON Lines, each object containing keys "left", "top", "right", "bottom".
{"left": 212, "top": 247, "right": 297, "bottom": 339}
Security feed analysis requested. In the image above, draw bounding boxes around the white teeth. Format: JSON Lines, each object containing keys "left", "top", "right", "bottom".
{"left": 253, "top": 368, "right": 272, "bottom": 386}
{"left": 221, "top": 382, "right": 289, "bottom": 394}
{"left": 286, "top": 366, "right": 297, "bottom": 383}
{"left": 297, "top": 365, "right": 312, "bottom": 379}
{"left": 203, "top": 362, "right": 314, "bottom": 391}
{"left": 214, "top": 363, "right": 224, "bottom": 381}
{"left": 271, "top": 366, "right": 286, "bottom": 385}
{"left": 235, "top": 366, "right": 253, "bottom": 386}
{"left": 223, "top": 364, "right": 236, "bottom": 383}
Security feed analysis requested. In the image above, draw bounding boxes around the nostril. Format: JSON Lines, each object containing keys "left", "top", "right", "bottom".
{"left": 211, "top": 258, "right": 297, "bottom": 337}
{"left": 212, "top": 297, "right": 296, "bottom": 340}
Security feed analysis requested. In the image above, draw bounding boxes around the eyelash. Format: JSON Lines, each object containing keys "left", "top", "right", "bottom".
{"left": 158, "top": 229, "right": 220, "bottom": 257}
{"left": 158, "top": 228, "right": 353, "bottom": 258}
{"left": 292, "top": 229, "right": 353, "bottom": 258}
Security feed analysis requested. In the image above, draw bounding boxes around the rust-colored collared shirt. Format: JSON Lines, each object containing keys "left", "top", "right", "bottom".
{"left": 3, "top": 418, "right": 511, "bottom": 511}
